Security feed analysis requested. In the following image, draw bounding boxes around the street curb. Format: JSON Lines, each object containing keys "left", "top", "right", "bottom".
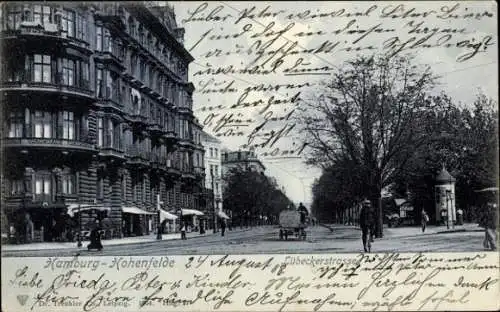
{"left": 435, "top": 228, "right": 484, "bottom": 234}
{"left": 1, "top": 228, "right": 256, "bottom": 252}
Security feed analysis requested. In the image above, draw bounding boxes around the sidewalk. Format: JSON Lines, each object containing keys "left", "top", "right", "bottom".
{"left": 1, "top": 228, "right": 247, "bottom": 252}
{"left": 320, "top": 223, "right": 483, "bottom": 238}
{"left": 383, "top": 223, "right": 483, "bottom": 239}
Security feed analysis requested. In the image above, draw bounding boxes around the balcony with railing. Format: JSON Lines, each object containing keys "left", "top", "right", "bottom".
{"left": 94, "top": 41, "right": 125, "bottom": 68}
{"left": 4, "top": 190, "right": 78, "bottom": 209}
{"left": 126, "top": 144, "right": 151, "bottom": 167}
{"left": 127, "top": 108, "right": 148, "bottom": 126}
{"left": 150, "top": 152, "right": 167, "bottom": 171}
{"left": 1, "top": 72, "right": 93, "bottom": 100}
{"left": 95, "top": 82, "right": 123, "bottom": 113}
{"left": 98, "top": 134, "right": 125, "bottom": 160}
{"left": 147, "top": 118, "right": 164, "bottom": 135}
{"left": 194, "top": 166, "right": 205, "bottom": 178}
{"left": 163, "top": 124, "right": 178, "bottom": 143}
{"left": 177, "top": 137, "right": 195, "bottom": 149}
{"left": 94, "top": 3, "right": 126, "bottom": 30}
{"left": 2, "top": 16, "right": 91, "bottom": 53}
{"left": 165, "top": 158, "right": 181, "bottom": 177}
{"left": 181, "top": 164, "right": 196, "bottom": 181}
{"left": 3, "top": 135, "right": 95, "bottom": 153}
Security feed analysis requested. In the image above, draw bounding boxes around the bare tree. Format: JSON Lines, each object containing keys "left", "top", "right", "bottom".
{"left": 298, "top": 54, "right": 453, "bottom": 237}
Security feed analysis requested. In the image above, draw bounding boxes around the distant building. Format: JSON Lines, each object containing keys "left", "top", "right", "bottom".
{"left": 200, "top": 131, "right": 223, "bottom": 230}
{"left": 222, "top": 150, "right": 266, "bottom": 175}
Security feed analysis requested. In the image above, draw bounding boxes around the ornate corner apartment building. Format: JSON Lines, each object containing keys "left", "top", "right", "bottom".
{"left": 0, "top": 2, "right": 204, "bottom": 242}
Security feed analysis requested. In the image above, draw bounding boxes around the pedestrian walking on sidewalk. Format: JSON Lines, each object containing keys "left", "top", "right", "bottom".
{"left": 87, "top": 221, "right": 103, "bottom": 251}
{"left": 220, "top": 219, "right": 226, "bottom": 237}
{"left": 421, "top": 209, "right": 429, "bottom": 233}
{"left": 480, "top": 203, "right": 497, "bottom": 251}
{"left": 359, "top": 199, "right": 375, "bottom": 252}
{"left": 180, "top": 223, "right": 187, "bottom": 240}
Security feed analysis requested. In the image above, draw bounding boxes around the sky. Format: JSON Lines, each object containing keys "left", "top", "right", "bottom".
{"left": 166, "top": 1, "right": 498, "bottom": 206}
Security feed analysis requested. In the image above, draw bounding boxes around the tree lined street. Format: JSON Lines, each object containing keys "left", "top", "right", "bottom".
{"left": 2, "top": 224, "right": 486, "bottom": 257}
{"left": 298, "top": 55, "right": 498, "bottom": 237}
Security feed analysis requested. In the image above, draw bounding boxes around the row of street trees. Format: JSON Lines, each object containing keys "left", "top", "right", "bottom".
{"left": 222, "top": 168, "right": 293, "bottom": 227}
{"left": 298, "top": 54, "right": 498, "bottom": 237}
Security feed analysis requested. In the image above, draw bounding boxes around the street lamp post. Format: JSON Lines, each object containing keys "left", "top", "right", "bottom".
{"left": 156, "top": 194, "right": 163, "bottom": 240}
{"left": 77, "top": 203, "right": 82, "bottom": 247}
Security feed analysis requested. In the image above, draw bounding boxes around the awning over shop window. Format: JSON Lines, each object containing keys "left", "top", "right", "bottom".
{"left": 122, "top": 206, "right": 155, "bottom": 215}
{"left": 181, "top": 209, "right": 204, "bottom": 216}
{"left": 67, "top": 204, "right": 111, "bottom": 217}
{"left": 475, "top": 187, "right": 499, "bottom": 193}
{"left": 160, "top": 209, "right": 178, "bottom": 222}
{"left": 218, "top": 211, "right": 230, "bottom": 219}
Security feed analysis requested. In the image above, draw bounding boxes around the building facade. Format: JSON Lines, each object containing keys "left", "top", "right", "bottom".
{"left": 221, "top": 150, "right": 266, "bottom": 175}
{"left": 200, "top": 131, "right": 224, "bottom": 230}
{"left": 0, "top": 2, "right": 203, "bottom": 242}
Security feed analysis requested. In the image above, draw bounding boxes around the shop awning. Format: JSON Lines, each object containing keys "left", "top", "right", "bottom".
{"left": 67, "top": 204, "right": 111, "bottom": 217}
{"left": 474, "top": 187, "right": 499, "bottom": 193}
{"left": 218, "top": 211, "right": 230, "bottom": 219}
{"left": 181, "top": 209, "right": 204, "bottom": 216}
{"left": 160, "top": 209, "right": 178, "bottom": 222}
{"left": 122, "top": 206, "right": 155, "bottom": 215}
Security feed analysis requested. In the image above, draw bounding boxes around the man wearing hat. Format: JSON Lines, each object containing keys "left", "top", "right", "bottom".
{"left": 359, "top": 199, "right": 375, "bottom": 252}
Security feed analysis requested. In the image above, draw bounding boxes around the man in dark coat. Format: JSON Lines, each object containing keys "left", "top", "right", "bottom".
{"left": 298, "top": 203, "right": 308, "bottom": 224}
{"left": 359, "top": 199, "right": 375, "bottom": 252}
{"left": 220, "top": 219, "right": 226, "bottom": 237}
{"left": 87, "top": 221, "right": 103, "bottom": 251}
{"left": 480, "top": 202, "right": 497, "bottom": 250}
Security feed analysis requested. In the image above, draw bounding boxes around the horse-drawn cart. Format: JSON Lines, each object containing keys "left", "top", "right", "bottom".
{"left": 279, "top": 210, "right": 308, "bottom": 240}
